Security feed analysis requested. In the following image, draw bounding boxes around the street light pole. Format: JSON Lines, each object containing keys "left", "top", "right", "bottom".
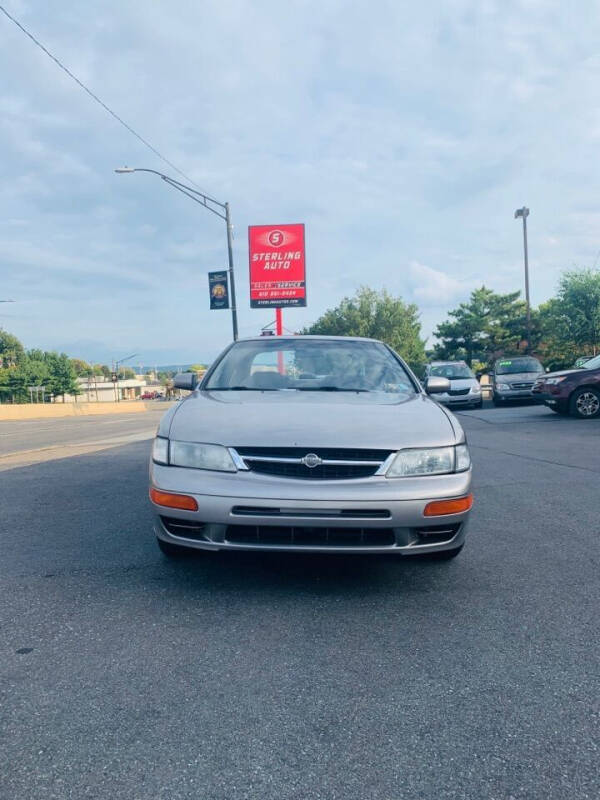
{"left": 514, "top": 207, "right": 531, "bottom": 353}
{"left": 225, "top": 202, "right": 238, "bottom": 341}
{"left": 115, "top": 167, "right": 238, "bottom": 341}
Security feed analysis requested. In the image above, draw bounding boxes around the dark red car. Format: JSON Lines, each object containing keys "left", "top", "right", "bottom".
{"left": 532, "top": 354, "right": 600, "bottom": 418}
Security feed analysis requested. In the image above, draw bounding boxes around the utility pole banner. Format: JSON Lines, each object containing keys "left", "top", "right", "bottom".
{"left": 248, "top": 224, "right": 306, "bottom": 308}
{"left": 208, "top": 270, "right": 230, "bottom": 310}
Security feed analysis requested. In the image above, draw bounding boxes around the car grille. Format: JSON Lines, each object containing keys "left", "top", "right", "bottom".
{"left": 448, "top": 388, "right": 470, "bottom": 396}
{"left": 510, "top": 382, "right": 534, "bottom": 390}
{"left": 225, "top": 525, "right": 395, "bottom": 547}
{"left": 234, "top": 447, "right": 392, "bottom": 480}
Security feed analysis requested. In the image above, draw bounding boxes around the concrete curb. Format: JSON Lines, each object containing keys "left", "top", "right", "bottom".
{"left": 0, "top": 401, "right": 172, "bottom": 421}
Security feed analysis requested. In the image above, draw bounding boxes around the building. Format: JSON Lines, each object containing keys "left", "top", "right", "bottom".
{"left": 62, "top": 377, "right": 149, "bottom": 403}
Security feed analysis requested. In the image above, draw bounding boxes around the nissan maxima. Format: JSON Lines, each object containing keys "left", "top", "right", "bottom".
{"left": 150, "top": 336, "right": 473, "bottom": 560}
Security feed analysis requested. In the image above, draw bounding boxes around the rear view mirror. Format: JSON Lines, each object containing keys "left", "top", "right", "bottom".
{"left": 173, "top": 372, "right": 198, "bottom": 391}
{"left": 425, "top": 376, "right": 451, "bottom": 394}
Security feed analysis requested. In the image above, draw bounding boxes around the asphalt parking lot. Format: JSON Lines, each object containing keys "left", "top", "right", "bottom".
{"left": 1, "top": 402, "right": 599, "bottom": 799}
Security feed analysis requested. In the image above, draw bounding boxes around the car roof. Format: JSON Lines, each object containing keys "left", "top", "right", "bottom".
{"left": 238, "top": 335, "right": 384, "bottom": 344}
{"left": 429, "top": 360, "right": 468, "bottom": 366}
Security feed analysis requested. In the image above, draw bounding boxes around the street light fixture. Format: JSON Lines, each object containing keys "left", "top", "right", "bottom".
{"left": 514, "top": 206, "right": 531, "bottom": 353}
{"left": 115, "top": 166, "right": 238, "bottom": 341}
{"left": 113, "top": 352, "right": 139, "bottom": 403}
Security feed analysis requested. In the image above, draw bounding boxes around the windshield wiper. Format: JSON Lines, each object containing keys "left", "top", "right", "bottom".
{"left": 208, "top": 385, "right": 279, "bottom": 391}
{"left": 294, "top": 386, "right": 370, "bottom": 392}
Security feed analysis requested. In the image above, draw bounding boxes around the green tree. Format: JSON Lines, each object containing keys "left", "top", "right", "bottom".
{"left": 70, "top": 358, "right": 94, "bottom": 377}
{"left": 0, "top": 328, "right": 25, "bottom": 368}
{"left": 433, "top": 286, "right": 535, "bottom": 367}
{"left": 556, "top": 269, "right": 600, "bottom": 355}
{"left": 46, "top": 353, "right": 80, "bottom": 402}
{"left": 118, "top": 367, "right": 136, "bottom": 380}
{"left": 301, "top": 287, "right": 426, "bottom": 371}
{"left": 93, "top": 364, "right": 110, "bottom": 378}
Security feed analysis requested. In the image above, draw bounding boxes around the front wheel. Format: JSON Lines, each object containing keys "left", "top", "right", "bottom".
{"left": 492, "top": 394, "right": 503, "bottom": 407}
{"left": 570, "top": 387, "right": 600, "bottom": 419}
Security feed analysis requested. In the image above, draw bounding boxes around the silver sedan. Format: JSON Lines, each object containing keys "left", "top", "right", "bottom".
{"left": 150, "top": 336, "right": 473, "bottom": 560}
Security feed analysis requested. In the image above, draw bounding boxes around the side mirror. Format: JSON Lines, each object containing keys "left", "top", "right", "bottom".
{"left": 425, "top": 376, "right": 451, "bottom": 394}
{"left": 475, "top": 371, "right": 483, "bottom": 380}
{"left": 173, "top": 372, "right": 198, "bottom": 391}
{"left": 545, "top": 367, "right": 550, "bottom": 373}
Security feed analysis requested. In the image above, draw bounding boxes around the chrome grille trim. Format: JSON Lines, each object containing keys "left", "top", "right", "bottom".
{"left": 231, "top": 447, "right": 395, "bottom": 480}
{"left": 240, "top": 455, "right": 384, "bottom": 466}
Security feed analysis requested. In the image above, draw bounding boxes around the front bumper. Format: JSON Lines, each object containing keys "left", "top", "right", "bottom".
{"left": 150, "top": 462, "right": 472, "bottom": 555}
{"left": 532, "top": 388, "right": 569, "bottom": 409}
{"left": 494, "top": 388, "right": 537, "bottom": 401}
{"left": 437, "top": 392, "right": 481, "bottom": 407}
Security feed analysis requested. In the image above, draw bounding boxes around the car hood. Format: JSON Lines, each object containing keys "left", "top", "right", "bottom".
{"left": 165, "top": 390, "right": 460, "bottom": 449}
{"left": 538, "top": 368, "right": 588, "bottom": 380}
{"left": 439, "top": 378, "right": 477, "bottom": 391}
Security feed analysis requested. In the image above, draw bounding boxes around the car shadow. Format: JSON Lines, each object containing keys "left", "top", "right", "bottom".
{"left": 132, "top": 547, "right": 468, "bottom": 602}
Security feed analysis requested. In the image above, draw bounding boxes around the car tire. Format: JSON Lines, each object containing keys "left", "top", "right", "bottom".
{"left": 492, "top": 394, "right": 503, "bottom": 406}
{"left": 475, "top": 398, "right": 483, "bottom": 409}
{"left": 156, "top": 537, "right": 194, "bottom": 558}
{"left": 569, "top": 387, "right": 600, "bottom": 419}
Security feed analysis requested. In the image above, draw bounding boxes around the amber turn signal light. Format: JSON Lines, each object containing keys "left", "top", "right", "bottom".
{"left": 423, "top": 494, "right": 473, "bottom": 517}
{"left": 149, "top": 488, "right": 198, "bottom": 511}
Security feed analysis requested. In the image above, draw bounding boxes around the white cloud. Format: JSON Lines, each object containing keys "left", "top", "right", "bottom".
{"left": 2, "top": 0, "right": 600, "bottom": 362}
{"left": 408, "top": 261, "right": 473, "bottom": 305}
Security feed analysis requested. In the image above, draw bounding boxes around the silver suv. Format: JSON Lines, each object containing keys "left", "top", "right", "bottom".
{"left": 423, "top": 361, "right": 482, "bottom": 410}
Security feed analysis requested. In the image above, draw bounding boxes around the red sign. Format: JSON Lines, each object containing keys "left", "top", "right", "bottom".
{"left": 248, "top": 223, "right": 306, "bottom": 308}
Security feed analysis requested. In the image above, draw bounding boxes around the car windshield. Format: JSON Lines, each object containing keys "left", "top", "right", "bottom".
{"left": 429, "top": 364, "right": 474, "bottom": 380}
{"left": 204, "top": 338, "right": 417, "bottom": 394}
{"left": 496, "top": 358, "right": 543, "bottom": 375}
{"left": 583, "top": 354, "right": 600, "bottom": 370}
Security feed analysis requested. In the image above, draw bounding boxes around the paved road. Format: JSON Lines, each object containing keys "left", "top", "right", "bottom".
{"left": 1, "top": 404, "right": 599, "bottom": 799}
{"left": 0, "top": 404, "right": 172, "bottom": 463}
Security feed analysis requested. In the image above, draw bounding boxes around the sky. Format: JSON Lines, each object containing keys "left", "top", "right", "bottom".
{"left": 2, "top": 0, "right": 600, "bottom": 366}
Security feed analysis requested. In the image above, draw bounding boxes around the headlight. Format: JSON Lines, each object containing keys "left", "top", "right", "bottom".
{"left": 152, "top": 438, "right": 237, "bottom": 472}
{"left": 386, "top": 444, "right": 470, "bottom": 478}
{"left": 496, "top": 382, "right": 510, "bottom": 391}
{"left": 152, "top": 436, "right": 169, "bottom": 464}
{"left": 170, "top": 441, "right": 237, "bottom": 472}
{"left": 470, "top": 384, "right": 481, "bottom": 394}
{"left": 545, "top": 376, "right": 567, "bottom": 385}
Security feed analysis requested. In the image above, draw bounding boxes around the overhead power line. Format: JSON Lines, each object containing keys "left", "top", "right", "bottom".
{"left": 0, "top": 4, "right": 203, "bottom": 190}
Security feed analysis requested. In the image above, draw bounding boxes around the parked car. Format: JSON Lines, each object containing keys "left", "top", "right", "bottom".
{"left": 149, "top": 336, "right": 473, "bottom": 560}
{"left": 141, "top": 391, "right": 158, "bottom": 400}
{"left": 423, "top": 361, "right": 482, "bottom": 409}
{"left": 491, "top": 356, "right": 545, "bottom": 405}
{"left": 573, "top": 356, "right": 592, "bottom": 369}
{"left": 532, "top": 354, "right": 600, "bottom": 418}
